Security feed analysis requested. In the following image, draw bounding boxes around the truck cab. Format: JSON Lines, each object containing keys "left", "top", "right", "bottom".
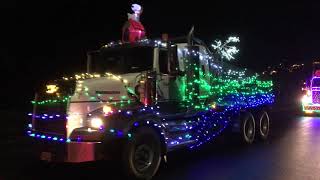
{"left": 65, "top": 39, "right": 215, "bottom": 135}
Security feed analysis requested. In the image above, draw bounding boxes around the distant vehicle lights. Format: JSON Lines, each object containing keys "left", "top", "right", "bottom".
{"left": 301, "top": 76, "right": 320, "bottom": 114}
{"left": 301, "top": 94, "right": 312, "bottom": 105}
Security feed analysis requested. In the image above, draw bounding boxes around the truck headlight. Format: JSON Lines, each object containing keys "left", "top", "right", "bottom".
{"left": 90, "top": 117, "right": 104, "bottom": 128}
{"left": 103, "top": 105, "right": 113, "bottom": 115}
{"left": 307, "top": 90, "right": 311, "bottom": 96}
{"left": 302, "top": 95, "right": 312, "bottom": 104}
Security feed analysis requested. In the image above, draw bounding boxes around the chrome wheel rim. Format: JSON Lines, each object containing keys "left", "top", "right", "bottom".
{"left": 244, "top": 118, "right": 255, "bottom": 140}
{"left": 260, "top": 113, "right": 269, "bottom": 136}
{"left": 133, "top": 144, "right": 154, "bottom": 172}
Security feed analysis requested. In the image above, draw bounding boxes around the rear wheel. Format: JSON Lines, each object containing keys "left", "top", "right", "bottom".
{"left": 240, "top": 112, "right": 256, "bottom": 144}
{"left": 122, "top": 127, "right": 161, "bottom": 180}
{"left": 256, "top": 111, "right": 270, "bottom": 140}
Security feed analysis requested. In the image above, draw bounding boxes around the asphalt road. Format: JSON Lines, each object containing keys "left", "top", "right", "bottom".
{"left": 2, "top": 110, "right": 320, "bottom": 180}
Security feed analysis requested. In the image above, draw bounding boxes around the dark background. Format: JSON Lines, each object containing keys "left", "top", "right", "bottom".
{"left": 1, "top": 0, "right": 320, "bottom": 111}
{"left": 1, "top": 2, "right": 319, "bottom": 179}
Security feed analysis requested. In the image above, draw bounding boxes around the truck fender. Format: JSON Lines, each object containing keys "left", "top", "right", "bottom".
{"left": 128, "top": 119, "right": 168, "bottom": 156}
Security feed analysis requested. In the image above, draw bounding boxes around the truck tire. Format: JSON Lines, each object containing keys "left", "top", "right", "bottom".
{"left": 256, "top": 111, "right": 270, "bottom": 140}
{"left": 240, "top": 112, "right": 256, "bottom": 144}
{"left": 122, "top": 127, "right": 161, "bottom": 180}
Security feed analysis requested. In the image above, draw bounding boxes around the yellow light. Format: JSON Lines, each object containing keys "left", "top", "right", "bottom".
{"left": 307, "top": 90, "right": 311, "bottom": 96}
{"left": 103, "top": 105, "right": 113, "bottom": 114}
{"left": 112, "top": 75, "right": 120, "bottom": 80}
{"left": 305, "top": 110, "right": 313, "bottom": 114}
{"left": 46, "top": 85, "right": 59, "bottom": 94}
{"left": 211, "top": 103, "right": 216, "bottom": 109}
{"left": 123, "top": 79, "right": 128, "bottom": 84}
{"left": 75, "top": 75, "right": 81, "bottom": 79}
{"left": 90, "top": 118, "right": 103, "bottom": 128}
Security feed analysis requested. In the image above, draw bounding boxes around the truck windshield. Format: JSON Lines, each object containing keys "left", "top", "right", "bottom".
{"left": 92, "top": 46, "right": 153, "bottom": 74}
{"left": 312, "top": 78, "right": 320, "bottom": 87}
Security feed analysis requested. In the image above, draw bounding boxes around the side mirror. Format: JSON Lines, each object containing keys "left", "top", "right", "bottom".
{"left": 146, "top": 70, "right": 157, "bottom": 79}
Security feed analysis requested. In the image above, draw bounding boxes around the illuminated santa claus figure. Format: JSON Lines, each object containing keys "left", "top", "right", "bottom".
{"left": 122, "top": 3, "right": 146, "bottom": 43}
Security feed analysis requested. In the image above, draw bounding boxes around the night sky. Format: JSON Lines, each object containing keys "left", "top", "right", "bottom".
{"left": 1, "top": 0, "right": 320, "bottom": 110}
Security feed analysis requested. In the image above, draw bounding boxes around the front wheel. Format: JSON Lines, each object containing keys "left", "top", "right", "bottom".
{"left": 122, "top": 127, "right": 161, "bottom": 180}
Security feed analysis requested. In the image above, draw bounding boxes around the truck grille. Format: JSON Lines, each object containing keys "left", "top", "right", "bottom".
{"left": 312, "top": 91, "right": 320, "bottom": 104}
{"left": 31, "top": 79, "right": 75, "bottom": 136}
{"left": 33, "top": 103, "right": 67, "bottom": 136}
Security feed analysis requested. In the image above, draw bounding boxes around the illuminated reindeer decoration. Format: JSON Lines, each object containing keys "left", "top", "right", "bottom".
{"left": 122, "top": 4, "right": 146, "bottom": 42}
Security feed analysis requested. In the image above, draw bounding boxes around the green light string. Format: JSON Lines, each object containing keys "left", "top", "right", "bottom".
{"left": 181, "top": 53, "right": 273, "bottom": 110}
{"left": 31, "top": 96, "right": 71, "bottom": 105}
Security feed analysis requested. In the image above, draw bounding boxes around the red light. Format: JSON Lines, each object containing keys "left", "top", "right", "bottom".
{"left": 315, "top": 70, "right": 320, "bottom": 76}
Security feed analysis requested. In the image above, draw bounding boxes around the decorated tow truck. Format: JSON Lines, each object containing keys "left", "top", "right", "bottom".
{"left": 301, "top": 68, "right": 320, "bottom": 114}
{"left": 27, "top": 4, "right": 274, "bottom": 180}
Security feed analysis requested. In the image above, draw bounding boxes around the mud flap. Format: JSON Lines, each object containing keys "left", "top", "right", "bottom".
{"left": 66, "top": 142, "right": 103, "bottom": 162}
